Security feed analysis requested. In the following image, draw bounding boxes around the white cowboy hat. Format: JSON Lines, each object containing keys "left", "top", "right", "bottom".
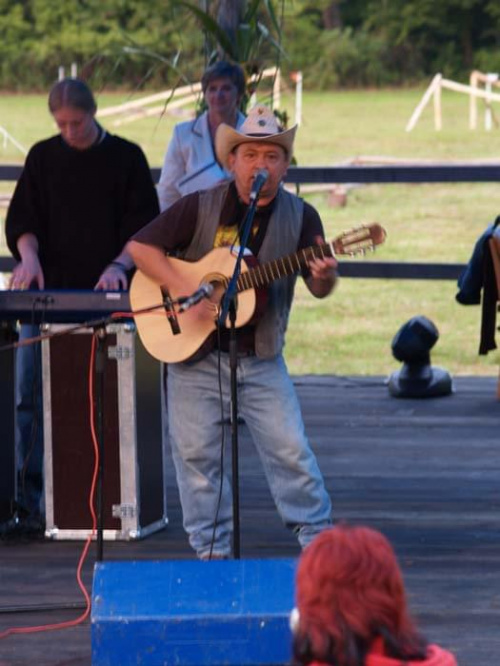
{"left": 215, "top": 104, "right": 297, "bottom": 170}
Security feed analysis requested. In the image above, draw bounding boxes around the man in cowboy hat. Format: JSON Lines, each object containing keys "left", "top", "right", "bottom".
{"left": 127, "top": 104, "right": 337, "bottom": 560}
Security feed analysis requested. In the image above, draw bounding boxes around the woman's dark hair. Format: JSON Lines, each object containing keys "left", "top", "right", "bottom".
{"left": 293, "top": 524, "right": 428, "bottom": 666}
{"left": 201, "top": 61, "right": 246, "bottom": 97}
{"left": 48, "top": 78, "right": 97, "bottom": 114}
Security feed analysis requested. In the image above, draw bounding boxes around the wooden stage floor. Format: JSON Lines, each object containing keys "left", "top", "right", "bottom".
{"left": 0, "top": 375, "right": 499, "bottom": 666}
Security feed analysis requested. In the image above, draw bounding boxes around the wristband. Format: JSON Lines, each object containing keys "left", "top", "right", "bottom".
{"left": 108, "top": 260, "right": 128, "bottom": 272}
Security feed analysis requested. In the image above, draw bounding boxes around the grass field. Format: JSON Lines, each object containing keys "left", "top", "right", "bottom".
{"left": 1, "top": 86, "right": 499, "bottom": 377}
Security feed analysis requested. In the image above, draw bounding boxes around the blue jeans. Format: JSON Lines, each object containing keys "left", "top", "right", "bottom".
{"left": 15, "top": 324, "right": 44, "bottom": 517}
{"left": 167, "top": 352, "right": 332, "bottom": 558}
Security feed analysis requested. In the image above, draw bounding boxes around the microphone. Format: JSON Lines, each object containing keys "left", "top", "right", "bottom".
{"left": 178, "top": 283, "right": 214, "bottom": 312}
{"left": 249, "top": 169, "right": 269, "bottom": 202}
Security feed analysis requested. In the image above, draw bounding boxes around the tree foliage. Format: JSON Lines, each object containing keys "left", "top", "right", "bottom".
{"left": 178, "top": 0, "right": 283, "bottom": 71}
{"left": 285, "top": 0, "right": 500, "bottom": 86}
{"left": 0, "top": 0, "right": 500, "bottom": 90}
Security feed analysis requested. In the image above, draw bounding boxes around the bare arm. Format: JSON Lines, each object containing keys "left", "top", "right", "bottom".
{"left": 304, "top": 236, "right": 339, "bottom": 299}
{"left": 94, "top": 249, "right": 136, "bottom": 291}
{"left": 9, "top": 233, "right": 45, "bottom": 290}
{"left": 126, "top": 240, "right": 172, "bottom": 285}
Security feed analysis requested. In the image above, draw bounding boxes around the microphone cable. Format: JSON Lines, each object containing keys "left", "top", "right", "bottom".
{"left": 0, "top": 333, "right": 101, "bottom": 639}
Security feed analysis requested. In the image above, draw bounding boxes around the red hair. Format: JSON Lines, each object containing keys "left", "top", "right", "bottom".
{"left": 293, "top": 524, "right": 427, "bottom": 665}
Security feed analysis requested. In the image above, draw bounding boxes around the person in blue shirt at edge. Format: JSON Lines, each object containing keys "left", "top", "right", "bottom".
{"left": 127, "top": 104, "right": 338, "bottom": 560}
{"left": 3, "top": 77, "right": 159, "bottom": 539}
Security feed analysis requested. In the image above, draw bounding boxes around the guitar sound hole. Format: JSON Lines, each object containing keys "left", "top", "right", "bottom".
{"left": 213, "top": 283, "right": 226, "bottom": 301}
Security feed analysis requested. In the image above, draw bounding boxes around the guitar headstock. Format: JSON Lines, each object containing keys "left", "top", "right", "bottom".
{"left": 331, "top": 223, "right": 387, "bottom": 256}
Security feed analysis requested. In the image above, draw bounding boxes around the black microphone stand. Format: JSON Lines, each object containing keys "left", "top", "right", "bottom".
{"left": 219, "top": 188, "right": 262, "bottom": 560}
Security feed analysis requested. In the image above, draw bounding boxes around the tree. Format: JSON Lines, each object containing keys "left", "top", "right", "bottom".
{"left": 216, "top": 0, "right": 246, "bottom": 58}
{"left": 364, "top": 0, "right": 499, "bottom": 75}
{"left": 174, "top": 0, "right": 284, "bottom": 112}
{"left": 2, "top": 0, "right": 500, "bottom": 90}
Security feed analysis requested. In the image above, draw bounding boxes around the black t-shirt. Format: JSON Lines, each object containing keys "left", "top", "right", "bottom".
{"left": 133, "top": 181, "right": 324, "bottom": 257}
{"left": 133, "top": 182, "right": 325, "bottom": 352}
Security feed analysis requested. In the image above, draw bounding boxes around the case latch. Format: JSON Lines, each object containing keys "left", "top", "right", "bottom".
{"left": 112, "top": 503, "right": 137, "bottom": 519}
{"left": 108, "top": 345, "right": 132, "bottom": 361}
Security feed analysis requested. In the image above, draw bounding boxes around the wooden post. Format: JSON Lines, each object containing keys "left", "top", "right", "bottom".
{"left": 433, "top": 79, "right": 442, "bottom": 130}
{"left": 295, "top": 71, "right": 303, "bottom": 126}
{"left": 406, "top": 73, "right": 442, "bottom": 131}
{"left": 96, "top": 83, "right": 202, "bottom": 119}
{"left": 485, "top": 73, "right": 498, "bottom": 130}
{"left": 112, "top": 93, "right": 200, "bottom": 127}
{"left": 0, "top": 127, "right": 27, "bottom": 155}
{"left": 469, "top": 70, "right": 479, "bottom": 129}
{"left": 441, "top": 78, "right": 500, "bottom": 101}
{"left": 272, "top": 68, "right": 281, "bottom": 110}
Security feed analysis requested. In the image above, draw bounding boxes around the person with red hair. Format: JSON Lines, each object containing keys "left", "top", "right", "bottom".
{"left": 292, "top": 524, "right": 458, "bottom": 666}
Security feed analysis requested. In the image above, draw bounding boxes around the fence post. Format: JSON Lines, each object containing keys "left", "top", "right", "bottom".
{"left": 485, "top": 73, "right": 498, "bottom": 130}
{"left": 406, "top": 73, "right": 442, "bottom": 132}
{"left": 272, "top": 68, "right": 281, "bottom": 111}
{"left": 469, "top": 70, "right": 479, "bottom": 129}
{"left": 433, "top": 78, "right": 442, "bottom": 130}
{"left": 294, "top": 71, "right": 303, "bottom": 126}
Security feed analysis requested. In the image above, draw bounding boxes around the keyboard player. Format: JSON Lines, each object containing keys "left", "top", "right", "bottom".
{"left": 2, "top": 78, "right": 158, "bottom": 539}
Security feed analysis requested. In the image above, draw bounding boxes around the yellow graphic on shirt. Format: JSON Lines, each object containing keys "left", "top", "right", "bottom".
{"left": 213, "top": 222, "right": 259, "bottom": 248}
{"left": 214, "top": 224, "right": 238, "bottom": 248}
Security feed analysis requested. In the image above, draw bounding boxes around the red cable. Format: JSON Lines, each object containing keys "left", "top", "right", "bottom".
{"left": 110, "top": 307, "right": 177, "bottom": 319}
{"left": 0, "top": 333, "right": 100, "bottom": 639}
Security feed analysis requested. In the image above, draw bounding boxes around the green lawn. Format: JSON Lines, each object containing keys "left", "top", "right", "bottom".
{"left": 3, "top": 86, "right": 500, "bottom": 164}
{"left": 1, "top": 87, "right": 499, "bottom": 377}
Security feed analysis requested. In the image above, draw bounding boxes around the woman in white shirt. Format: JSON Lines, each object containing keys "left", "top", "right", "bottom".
{"left": 157, "top": 61, "right": 246, "bottom": 211}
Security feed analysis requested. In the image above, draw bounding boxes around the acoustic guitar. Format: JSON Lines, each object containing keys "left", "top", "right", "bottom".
{"left": 129, "top": 223, "right": 386, "bottom": 363}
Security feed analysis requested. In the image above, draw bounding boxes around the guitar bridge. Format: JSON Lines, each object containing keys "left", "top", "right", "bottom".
{"left": 161, "top": 286, "right": 181, "bottom": 335}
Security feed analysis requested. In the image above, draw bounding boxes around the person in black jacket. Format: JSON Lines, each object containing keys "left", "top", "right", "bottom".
{"left": 3, "top": 78, "right": 159, "bottom": 538}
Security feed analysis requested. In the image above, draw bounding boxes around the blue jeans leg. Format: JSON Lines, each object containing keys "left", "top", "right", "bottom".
{"left": 168, "top": 355, "right": 233, "bottom": 558}
{"left": 237, "top": 354, "right": 332, "bottom": 547}
{"left": 15, "top": 324, "right": 44, "bottom": 517}
{"left": 168, "top": 352, "right": 332, "bottom": 557}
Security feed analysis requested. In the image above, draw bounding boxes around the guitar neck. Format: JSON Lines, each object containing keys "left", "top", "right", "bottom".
{"left": 236, "top": 242, "right": 334, "bottom": 292}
